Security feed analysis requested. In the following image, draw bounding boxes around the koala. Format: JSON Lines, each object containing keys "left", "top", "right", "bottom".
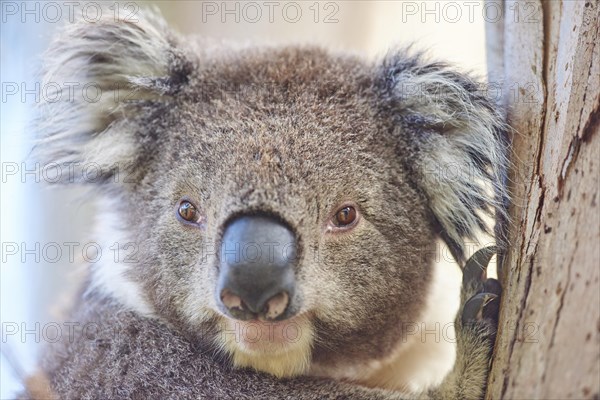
{"left": 27, "top": 8, "right": 508, "bottom": 400}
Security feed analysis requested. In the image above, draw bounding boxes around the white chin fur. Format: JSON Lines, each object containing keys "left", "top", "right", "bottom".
{"left": 216, "top": 314, "right": 314, "bottom": 378}
{"left": 86, "top": 196, "right": 155, "bottom": 316}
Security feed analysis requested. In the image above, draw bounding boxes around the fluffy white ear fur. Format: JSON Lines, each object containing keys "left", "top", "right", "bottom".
{"left": 36, "top": 8, "right": 190, "bottom": 182}
{"left": 34, "top": 9, "right": 188, "bottom": 316}
{"left": 382, "top": 53, "right": 509, "bottom": 262}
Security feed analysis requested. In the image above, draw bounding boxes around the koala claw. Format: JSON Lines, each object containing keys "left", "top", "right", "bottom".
{"left": 462, "top": 292, "right": 499, "bottom": 324}
{"left": 460, "top": 246, "right": 502, "bottom": 325}
{"left": 483, "top": 278, "right": 502, "bottom": 296}
{"left": 462, "top": 246, "right": 496, "bottom": 288}
{"left": 460, "top": 245, "right": 501, "bottom": 330}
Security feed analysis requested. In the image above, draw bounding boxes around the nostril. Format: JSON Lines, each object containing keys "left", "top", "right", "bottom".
{"left": 264, "top": 291, "right": 289, "bottom": 321}
{"left": 221, "top": 289, "right": 245, "bottom": 312}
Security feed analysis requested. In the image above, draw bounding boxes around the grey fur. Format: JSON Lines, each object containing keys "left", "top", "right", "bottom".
{"left": 32, "top": 280, "right": 496, "bottom": 400}
{"left": 31, "top": 8, "right": 507, "bottom": 400}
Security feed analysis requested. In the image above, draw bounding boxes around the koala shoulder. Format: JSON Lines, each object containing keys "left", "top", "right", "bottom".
{"left": 32, "top": 293, "right": 403, "bottom": 400}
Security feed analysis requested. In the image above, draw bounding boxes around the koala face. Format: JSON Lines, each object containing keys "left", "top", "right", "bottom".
{"left": 123, "top": 49, "right": 437, "bottom": 375}
{"left": 39, "top": 11, "right": 507, "bottom": 379}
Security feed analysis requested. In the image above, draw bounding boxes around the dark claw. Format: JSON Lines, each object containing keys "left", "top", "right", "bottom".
{"left": 462, "top": 246, "right": 497, "bottom": 286}
{"left": 482, "top": 294, "right": 500, "bottom": 322}
{"left": 462, "top": 293, "right": 499, "bottom": 324}
{"left": 483, "top": 278, "right": 502, "bottom": 296}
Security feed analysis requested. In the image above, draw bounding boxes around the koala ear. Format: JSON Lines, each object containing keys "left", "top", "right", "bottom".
{"left": 378, "top": 51, "right": 509, "bottom": 264}
{"left": 36, "top": 8, "right": 194, "bottom": 184}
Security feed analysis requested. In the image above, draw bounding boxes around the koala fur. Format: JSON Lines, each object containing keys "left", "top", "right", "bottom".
{"left": 30, "top": 8, "right": 508, "bottom": 400}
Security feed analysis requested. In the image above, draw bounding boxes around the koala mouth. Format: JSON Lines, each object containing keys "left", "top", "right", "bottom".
{"left": 221, "top": 313, "right": 309, "bottom": 354}
{"left": 218, "top": 313, "right": 315, "bottom": 378}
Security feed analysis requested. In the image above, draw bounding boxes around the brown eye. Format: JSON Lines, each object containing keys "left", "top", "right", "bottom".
{"left": 178, "top": 200, "right": 199, "bottom": 223}
{"left": 334, "top": 206, "right": 357, "bottom": 227}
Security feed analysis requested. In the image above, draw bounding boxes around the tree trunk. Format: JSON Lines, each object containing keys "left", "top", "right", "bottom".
{"left": 485, "top": 0, "right": 600, "bottom": 398}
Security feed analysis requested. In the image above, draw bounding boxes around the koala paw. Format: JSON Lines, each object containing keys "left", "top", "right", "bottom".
{"left": 460, "top": 246, "right": 501, "bottom": 328}
{"left": 448, "top": 246, "right": 501, "bottom": 399}
{"left": 427, "top": 247, "right": 502, "bottom": 400}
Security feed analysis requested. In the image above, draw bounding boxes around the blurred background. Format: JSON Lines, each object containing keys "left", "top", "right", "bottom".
{"left": 1, "top": 1, "right": 490, "bottom": 396}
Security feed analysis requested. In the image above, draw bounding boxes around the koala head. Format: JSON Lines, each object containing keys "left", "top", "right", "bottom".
{"left": 38, "top": 10, "right": 507, "bottom": 379}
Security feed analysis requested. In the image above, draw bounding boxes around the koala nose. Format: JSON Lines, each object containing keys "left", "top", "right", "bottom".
{"left": 217, "top": 215, "right": 297, "bottom": 321}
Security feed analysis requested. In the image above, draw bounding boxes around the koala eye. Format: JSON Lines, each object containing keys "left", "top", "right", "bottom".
{"left": 333, "top": 206, "right": 358, "bottom": 228}
{"left": 177, "top": 200, "right": 201, "bottom": 224}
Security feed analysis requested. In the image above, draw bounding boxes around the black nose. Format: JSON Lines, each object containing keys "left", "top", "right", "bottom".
{"left": 217, "top": 215, "right": 297, "bottom": 321}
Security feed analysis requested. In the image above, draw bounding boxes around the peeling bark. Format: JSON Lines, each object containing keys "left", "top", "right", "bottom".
{"left": 485, "top": 0, "right": 600, "bottom": 399}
